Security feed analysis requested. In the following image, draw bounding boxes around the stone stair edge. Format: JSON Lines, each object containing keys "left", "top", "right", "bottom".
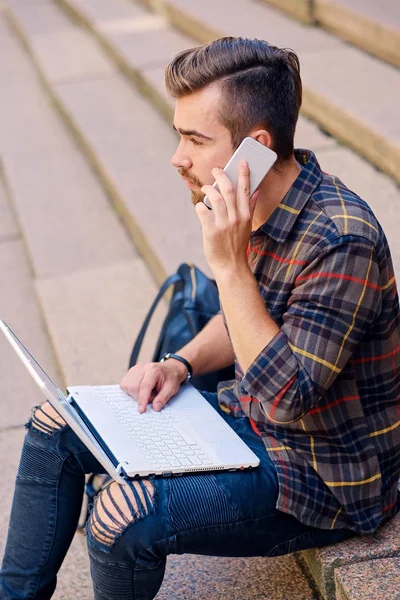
{"left": 297, "top": 508, "right": 400, "bottom": 600}
{"left": 57, "top": 0, "right": 175, "bottom": 127}
{"left": 135, "top": 0, "right": 400, "bottom": 187}
{"left": 259, "top": 0, "right": 314, "bottom": 25}
{"left": 3, "top": 4, "right": 169, "bottom": 288}
{"left": 334, "top": 556, "right": 400, "bottom": 600}
{"left": 0, "top": 9, "right": 167, "bottom": 387}
{"left": 313, "top": 0, "right": 400, "bottom": 69}
{"left": 259, "top": 0, "right": 400, "bottom": 69}
{"left": 0, "top": 162, "right": 69, "bottom": 394}
{"left": 0, "top": 160, "right": 72, "bottom": 391}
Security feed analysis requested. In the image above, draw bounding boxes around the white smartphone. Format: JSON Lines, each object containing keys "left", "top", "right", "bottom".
{"left": 204, "top": 137, "right": 277, "bottom": 209}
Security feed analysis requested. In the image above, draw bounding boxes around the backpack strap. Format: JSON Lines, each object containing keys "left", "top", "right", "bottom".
{"left": 128, "top": 272, "right": 182, "bottom": 368}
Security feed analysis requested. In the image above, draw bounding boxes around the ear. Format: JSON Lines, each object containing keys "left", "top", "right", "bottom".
{"left": 248, "top": 129, "right": 273, "bottom": 150}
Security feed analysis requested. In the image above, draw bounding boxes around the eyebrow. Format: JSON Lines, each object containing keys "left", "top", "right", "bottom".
{"left": 173, "top": 124, "right": 214, "bottom": 141}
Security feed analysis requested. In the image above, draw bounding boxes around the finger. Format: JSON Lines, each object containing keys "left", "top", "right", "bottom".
{"left": 200, "top": 185, "right": 228, "bottom": 226}
{"left": 212, "top": 167, "right": 238, "bottom": 222}
{"left": 237, "top": 161, "right": 251, "bottom": 216}
{"left": 120, "top": 366, "right": 144, "bottom": 399}
{"left": 152, "top": 384, "right": 178, "bottom": 412}
{"left": 137, "top": 369, "right": 159, "bottom": 413}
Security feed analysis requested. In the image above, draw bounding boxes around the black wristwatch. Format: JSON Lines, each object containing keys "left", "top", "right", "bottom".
{"left": 160, "top": 353, "right": 193, "bottom": 384}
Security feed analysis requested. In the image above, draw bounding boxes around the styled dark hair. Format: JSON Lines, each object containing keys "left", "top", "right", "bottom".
{"left": 165, "top": 37, "right": 302, "bottom": 162}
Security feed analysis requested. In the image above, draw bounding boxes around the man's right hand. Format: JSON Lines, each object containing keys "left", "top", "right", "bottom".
{"left": 120, "top": 359, "right": 188, "bottom": 414}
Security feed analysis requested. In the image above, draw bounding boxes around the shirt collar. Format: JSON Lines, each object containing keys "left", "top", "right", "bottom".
{"left": 258, "top": 149, "right": 323, "bottom": 243}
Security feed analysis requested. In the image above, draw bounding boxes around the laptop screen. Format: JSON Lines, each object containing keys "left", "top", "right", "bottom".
{"left": 0, "top": 319, "right": 68, "bottom": 404}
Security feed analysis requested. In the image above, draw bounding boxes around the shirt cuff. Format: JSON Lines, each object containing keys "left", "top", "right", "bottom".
{"left": 241, "top": 331, "right": 313, "bottom": 423}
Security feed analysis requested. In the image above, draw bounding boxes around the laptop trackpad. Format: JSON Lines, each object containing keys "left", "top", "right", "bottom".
{"left": 189, "top": 420, "right": 237, "bottom": 442}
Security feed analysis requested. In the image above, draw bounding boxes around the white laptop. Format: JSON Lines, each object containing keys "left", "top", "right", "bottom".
{"left": 0, "top": 320, "right": 259, "bottom": 484}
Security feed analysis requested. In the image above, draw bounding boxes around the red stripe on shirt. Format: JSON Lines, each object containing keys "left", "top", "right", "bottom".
{"left": 295, "top": 271, "right": 381, "bottom": 291}
{"left": 249, "top": 248, "right": 308, "bottom": 267}
{"left": 383, "top": 498, "right": 397, "bottom": 512}
{"left": 308, "top": 395, "right": 359, "bottom": 416}
{"left": 352, "top": 345, "right": 400, "bottom": 364}
{"left": 269, "top": 375, "right": 296, "bottom": 421}
{"left": 249, "top": 418, "right": 261, "bottom": 437}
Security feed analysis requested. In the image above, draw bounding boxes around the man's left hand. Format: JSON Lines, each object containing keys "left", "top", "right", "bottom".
{"left": 195, "top": 161, "right": 258, "bottom": 278}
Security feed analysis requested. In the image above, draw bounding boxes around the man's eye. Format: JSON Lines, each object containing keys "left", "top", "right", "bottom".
{"left": 189, "top": 138, "right": 202, "bottom": 146}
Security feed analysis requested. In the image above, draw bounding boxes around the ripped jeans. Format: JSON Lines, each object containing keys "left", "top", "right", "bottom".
{"left": 0, "top": 392, "right": 353, "bottom": 600}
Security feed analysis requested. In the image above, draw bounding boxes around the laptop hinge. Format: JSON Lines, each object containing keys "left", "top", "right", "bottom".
{"left": 116, "top": 462, "right": 129, "bottom": 479}
{"left": 68, "top": 393, "right": 121, "bottom": 472}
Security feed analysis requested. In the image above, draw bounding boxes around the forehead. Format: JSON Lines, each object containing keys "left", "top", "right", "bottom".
{"left": 173, "top": 84, "right": 224, "bottom": 131}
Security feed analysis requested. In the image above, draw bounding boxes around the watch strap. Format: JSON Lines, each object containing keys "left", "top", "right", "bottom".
{"left": 160, "top": 353, "right": 193, "bottom": 383}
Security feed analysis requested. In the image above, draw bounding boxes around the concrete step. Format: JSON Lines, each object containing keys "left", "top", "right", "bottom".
{"left": 53, "top": 0, "right": 400, "bottom": 283}
{"left": 298, "top": 510, "right": 400, "bottom": 600}
{"left": 314, "top": 0, "right": 400, "bottom": 69}
{"left": 0, "top": 176, "right": 62, "bottom": 429}
{"left": 134, "top": 0, "right": 400, "bottom": 186}
{"left": 260, "top": 0, "right": 400, "bottom": 69}
{"left": 258, "top": 0, "right": 314, "bottom": 24}
{"left": 5, "top": 0, "right": 210, "bottom": 287}
{"left": 334, "top": 556, "right": 400, "bottom": 600}
{"left": 0, "top": 5, "right": 167, "bottom": 383}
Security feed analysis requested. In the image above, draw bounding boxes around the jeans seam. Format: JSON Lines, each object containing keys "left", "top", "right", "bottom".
{"left": 265, "top": 530, "right": 317, "bottom": 557}
{"left": 30, "top": 455, "right": 67, "bottom": 598}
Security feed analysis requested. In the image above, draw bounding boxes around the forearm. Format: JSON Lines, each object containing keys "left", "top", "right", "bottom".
{"left": 178, "top": 313, "right": 234, "bottom": 377}
{"left": 216, "top": 266, "right": 279, "bottom": 374}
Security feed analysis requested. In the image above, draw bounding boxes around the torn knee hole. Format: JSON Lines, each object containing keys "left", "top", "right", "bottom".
{"left": 88, "top": 479, "right": 155, "bottom": 547}
{"left": 30, "top": 401, "right": 66, "bottom": 435}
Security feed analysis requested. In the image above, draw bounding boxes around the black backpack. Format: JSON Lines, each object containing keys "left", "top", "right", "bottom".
{"left": 128, "top": 263, "right": 234, "bottom": 391}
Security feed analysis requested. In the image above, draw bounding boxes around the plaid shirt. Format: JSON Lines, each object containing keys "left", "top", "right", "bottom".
{"left": 218, "top": 150, "right": 400, "bottom": 534}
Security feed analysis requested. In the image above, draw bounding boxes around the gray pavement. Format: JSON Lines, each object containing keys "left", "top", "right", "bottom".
{"left": 261, "top": 0, "right": 400, "bottom": 68}
{"left": 335, "top": 557, "right": 400, "bottom": 600}
{"left": 319, "top": 0, "right": 400, "bottom": 32}
{"left": 0, "top": 179, "right": 61, "bottom": 428}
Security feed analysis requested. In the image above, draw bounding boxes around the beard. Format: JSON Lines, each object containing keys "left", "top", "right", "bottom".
{"left": 178, "top": 167, "right": 205, "bottom": 206}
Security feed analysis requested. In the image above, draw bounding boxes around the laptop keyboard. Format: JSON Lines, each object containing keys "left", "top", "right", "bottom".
{"left": 92, "top": 386, "right": 213, "bottom": 470}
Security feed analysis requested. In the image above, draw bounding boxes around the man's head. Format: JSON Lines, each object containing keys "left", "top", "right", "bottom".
{"left": 166, "top": 37, "right": 302, "bottom": 205}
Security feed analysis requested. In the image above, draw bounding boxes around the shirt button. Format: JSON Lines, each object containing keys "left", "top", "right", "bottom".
{"left": 241, "top": 386, "right": 248, "bottom": 395}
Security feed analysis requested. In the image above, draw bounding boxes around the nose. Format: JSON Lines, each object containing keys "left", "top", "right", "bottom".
{"left": 171, "top": 141, "right": 192, "bottom": 170}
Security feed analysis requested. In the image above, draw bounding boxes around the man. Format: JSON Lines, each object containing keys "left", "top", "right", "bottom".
{"left": 1, "top": 37, "right": 400, "bottom": 600}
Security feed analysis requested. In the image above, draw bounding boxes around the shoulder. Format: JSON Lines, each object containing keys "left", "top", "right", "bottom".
{"left": 307, "top": 172, "right": 383, "bottom": 250}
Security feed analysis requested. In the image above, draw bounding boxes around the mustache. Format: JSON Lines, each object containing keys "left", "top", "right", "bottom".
{"left": 178, "top": 167, "right": 203, "bottom": 188}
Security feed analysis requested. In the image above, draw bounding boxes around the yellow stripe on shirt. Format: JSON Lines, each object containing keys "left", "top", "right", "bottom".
{"left": 325, "top": 473, "right": 381, "bottom": 487}
{"left": 325, "top": 246, "right": 375, "bottom": 389}
{"left": 285, "top": 211, "right": 322, "bottom": 281}
{"left": 370, "top": 420, "right": 400, "bottom": 438}
{"left": 330, "top": 215, "right": 379, "bottom": 236}
{"left": 289, "top": 343, "right": 341, "bottom": 373}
